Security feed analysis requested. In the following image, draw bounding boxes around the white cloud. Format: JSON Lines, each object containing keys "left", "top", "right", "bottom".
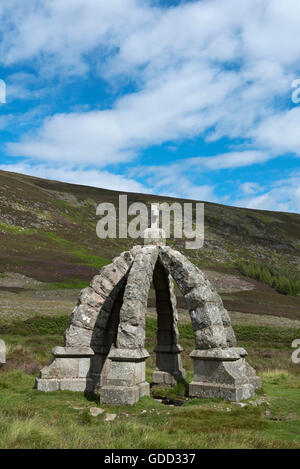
{"left": 130, "top": 161, "right": 218, "bottom": 202}
{"left": 253, "top": 107, "right": 300, "bottom": 156}
{"left": 234, "top": 174, "right": 300, "bottom": 213}
{"left": 0, "top": 0, "right": 152, "bottom": 75}
{"left": 240, "top": 182, "right": 263, "bottom": 195}
{"left": 6, "top": 63, "right": 240, "bottom": 164}
{"left": 188, "top": 151, "right": 272, "bottom": 170}
{"left": 2, "top": 0, "right": 300, "bottom": 168}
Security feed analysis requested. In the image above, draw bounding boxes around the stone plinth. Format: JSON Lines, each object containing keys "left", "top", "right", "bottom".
{"left": 36, "top": 346, "right": 95, "bottom": 392}
{"left": 152, "top": 344, "right": 186, "bottom": 386}
{"left": 99, "top": 348, "right": 150, "bottom": 405}
{"left": 189, "top": 348, "right": 259, "bottom": 401}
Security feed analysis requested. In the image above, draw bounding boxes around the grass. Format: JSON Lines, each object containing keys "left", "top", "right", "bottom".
{"left": 0, "top": 223, "right": 37, "bottom": 235}
{"left": 0, "top": 369, "right": 299, "bottom": 449}
{"left": 43, "top": 232, "right": 110, "bottom": 270}
{"left": 0, "top": 315, "right": 70, "bottom": 336}
{"left": 45, "top": 279, "right": 89, "bottom": 290}
{"left": 0, "top": 315, "right": 299, "bottom": 448}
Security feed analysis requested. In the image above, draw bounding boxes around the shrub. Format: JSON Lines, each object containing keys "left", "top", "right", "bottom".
{"left": 237, "top": 260, "right": 300, "bottom": 296}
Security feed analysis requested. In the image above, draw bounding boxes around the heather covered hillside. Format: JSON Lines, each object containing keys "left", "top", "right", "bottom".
{"left": 0, "top": 169, "right": 299, "bottom": 319}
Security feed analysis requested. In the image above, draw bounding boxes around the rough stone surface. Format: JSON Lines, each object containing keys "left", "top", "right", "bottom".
{"left": 159, "top": 247, "right": 207, "bottom": 295}
{"left": 35, "top": 378, "right": 59, "bottom": 392}
{"left": 189, "top": 381, "right": 255, "bottom": 401}
{"left": 64, "top": 249, "right": 134, "bottom": 350}
{"left": 90, "top": 407, "right": 105, "bottom": 417}
{"left": 117, "top": 246, "right": 158, "bottom": 349}
{"left": 158, "top": 246, "right": 232, "bottom": 352}
{"left": 225, "top": 325, "right": 237, "bottom": 347}
{"left": 189, "top": 350, "right": 257, "bottom": 401}
{"left": 194, "top": 325, "right": 227, "bottom": 349}
{"left": 100, "top": 383, "right": 150, "bottom": 405}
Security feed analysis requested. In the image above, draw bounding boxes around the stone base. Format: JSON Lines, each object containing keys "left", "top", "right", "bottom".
{"left": 152, "top": 370, "right": 177, "bottom": 386}
{"left": 245, "top": 361, "right": 262, "bottom": 389}
{"left": 153, "top": 344, "right": 186, "bottom": 386}
{"left": 152, "top": 370, "right": 186, "bottom": 386}
{"left": 99, "top": 382, "right": 150, "bottom": 405}
{"left": 188, "top": 347, "right": 261, "bottom": 402}
{"left": 189, "top": 381, "right": 255, "bottom": 401}
{"left": 36, "top": 377, "right": 94, "bottom": 392}
{"left": 98, "top": 348, "right": 150, "bottom": 405}
{"left": 36, "top": 346, "right": 95, "bottom": 393}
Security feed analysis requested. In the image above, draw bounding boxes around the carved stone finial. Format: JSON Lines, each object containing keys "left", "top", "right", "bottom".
{"left": 142, "top": 203, "right": 166, "bottom": 246}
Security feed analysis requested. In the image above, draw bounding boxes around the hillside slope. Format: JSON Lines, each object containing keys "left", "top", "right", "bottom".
{"left": 0, "top": 169, "right": 299, "bottom": 319}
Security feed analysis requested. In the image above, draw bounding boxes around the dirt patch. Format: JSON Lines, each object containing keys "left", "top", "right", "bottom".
{"left": 202, "top": 269, "right": 255, "bottom": 293}
{"left": 221, "top": 287, "right": 300, "bottom": 320}
{"left": 0, "top": 290, "right": 76, "bottom": 322}
{"left": 0, "top": 272, "right": 44, "bottom": 289}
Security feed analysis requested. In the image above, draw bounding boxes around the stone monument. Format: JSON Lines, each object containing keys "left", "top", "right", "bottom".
{"left": 36, "top": 205, "right": 261, "bottom": 404}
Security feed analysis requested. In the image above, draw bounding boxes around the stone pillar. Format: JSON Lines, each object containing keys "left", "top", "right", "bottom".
{"left": 152, "top": 260, "right": 185, "bottom": 386}
{"left": 99, "top": 246, "right": 158, "bottom": 405}
{"left": 36, "top": 346, "right": 94, "bottom": 392}
{"left": 189, "top": 348, "right": 260, "bottom": 401}
{"left": 99, "top": 348, "right": 150, "bottom": 405}
{"left": 153, "top": 344, "right": 185, "bottom": 386}
{"left": 0, "top": 339, "right": 5, "bottom": 365}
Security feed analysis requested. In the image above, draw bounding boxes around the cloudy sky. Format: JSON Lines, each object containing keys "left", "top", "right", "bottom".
{"left": 0, "top": 0, "right": 300, "bottom": 212}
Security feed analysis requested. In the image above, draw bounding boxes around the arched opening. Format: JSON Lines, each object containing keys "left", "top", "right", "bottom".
{"left": 89, "top": 278, "right": 127, "bottom": 392}
{"left": 152, "top": 258, "right": 185, "bottom": 386}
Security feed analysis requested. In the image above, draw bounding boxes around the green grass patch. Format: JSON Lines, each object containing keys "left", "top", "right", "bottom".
{"left": 233, "top": 325, "right": 300, "bottom": 350}
{"left": 0, "top": 223, "right": 37, "bottom": 235}
{"left": 43, "top": 231, "right": 110, "bottom": 269}
{"left": 0, "top": 369, "right": 299, "bottom": 448}
{"left": 0, "top": 315, "right": 69, "bottom": 336}
{"left": 46, "top": 279, "right": 89, "bottom": 290}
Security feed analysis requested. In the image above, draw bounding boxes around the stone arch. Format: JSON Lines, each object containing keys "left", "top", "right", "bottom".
{"left": 159, "top": 246, "right": 260, "bottom": 401}
{"left": 36, "top": 249, "right": 135, "bottom": 392}
{"left": 37, "top": 243, "right": 261, "bottom": 403}
{"left": 99, "top": 246, "right": 158, "bottom": 405}
{"left": 158, "top": 246, "right": 236, "bottom": 350}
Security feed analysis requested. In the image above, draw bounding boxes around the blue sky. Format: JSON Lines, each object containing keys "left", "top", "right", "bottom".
{"left": 0, "top": 0, "right": 300, "bottom": 212}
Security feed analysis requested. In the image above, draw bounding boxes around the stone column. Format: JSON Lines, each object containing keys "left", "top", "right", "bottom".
{"left": 152, "top": 260, "right": 185, "bottom": 386}
{"left": 99, "top": 246, "right": 158, "bottom": 405}
{"left": 99, "top": 348, "right": 150, "bottom": 405}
